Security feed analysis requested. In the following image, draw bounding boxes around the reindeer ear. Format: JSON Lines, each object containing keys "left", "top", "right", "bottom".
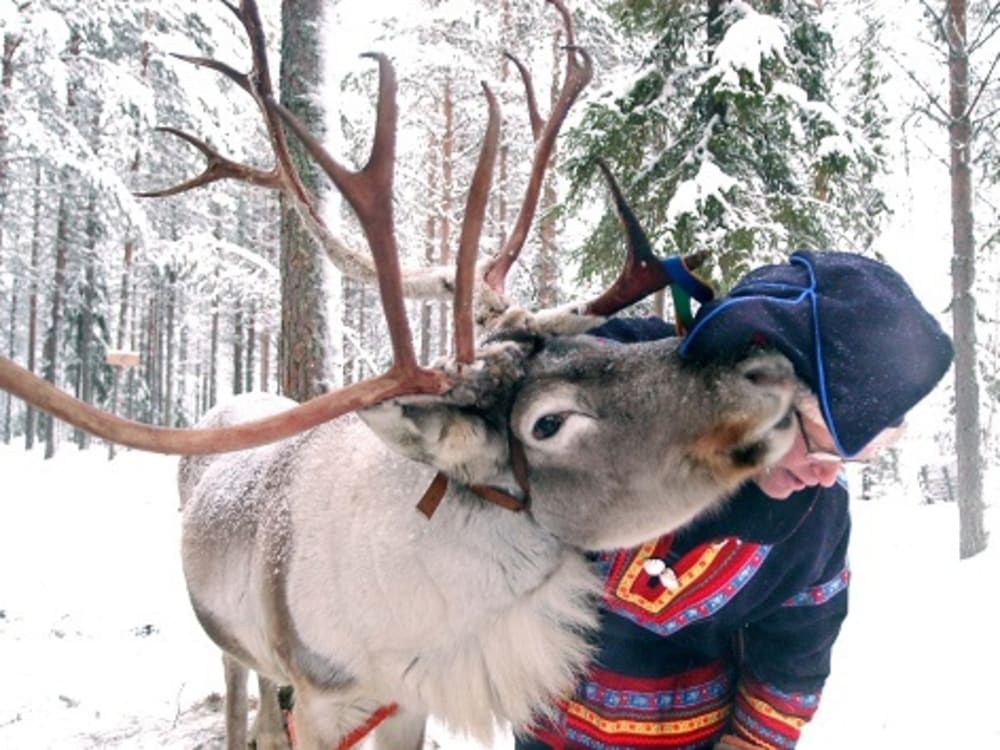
{"left": 358, "top": 337, "right": 537, "bottom": 483}
{"left": 358, "top": 398, "right": 510, "bottom": 486}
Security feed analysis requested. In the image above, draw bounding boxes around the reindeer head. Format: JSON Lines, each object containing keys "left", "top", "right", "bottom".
{"left": 360, "top": 329, "right": 794, "bottom": 551}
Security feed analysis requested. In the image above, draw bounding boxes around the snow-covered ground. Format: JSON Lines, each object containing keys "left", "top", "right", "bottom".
{"left": 0, "top": 445, "right": 996, "bottom": 748}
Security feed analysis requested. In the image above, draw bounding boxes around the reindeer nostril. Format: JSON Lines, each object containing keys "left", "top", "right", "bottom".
{"left": 774, "top": 409, "right": 794, "bottom": 430}
{"left": 730, "top": 441, "right": 767, "bottom": 467}
{"left": 743, "top": 360, "right": 792, "bottom": 389}
{"left": 745, "top": 367, "right": 776, "bottom": 386}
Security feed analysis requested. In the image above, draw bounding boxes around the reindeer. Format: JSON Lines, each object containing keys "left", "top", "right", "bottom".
{"left": 0, "top": 2, "right": 798, "bottom": 749}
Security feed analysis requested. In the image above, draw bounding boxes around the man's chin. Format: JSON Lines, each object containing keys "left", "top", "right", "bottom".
{"left": 754, "top": 468, "right": 806, "bottom": 500}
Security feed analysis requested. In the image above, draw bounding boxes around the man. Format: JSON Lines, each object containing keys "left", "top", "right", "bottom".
{"left": 517, "top": 250, "right": 953, "bottom": 749}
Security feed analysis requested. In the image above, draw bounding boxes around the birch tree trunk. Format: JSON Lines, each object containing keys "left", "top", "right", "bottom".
{"left": 246, "top": 303, "right": 256, "bottom": 393}
{"left": 259, "top": 327, "right": 270, "bottom": 392}
{"left": 164, "top": 265, "right": 176, "bottom": 428}
{"left": 107, "top": 239, "right": 134, "bottom": 460}
{"left": 209, "top": 291, "right": 219, "bottom": 409}
{"left": 75, "top": 188, "right": 99, "bottom": 450}
{"left": 233, "top": 309, "right": 245, "bottom": 395}
{"left": 4, "top": 289, "right": 16, "bottom": 443}
{"left": 945, "top": 0, "right": 987, "bottom": 559}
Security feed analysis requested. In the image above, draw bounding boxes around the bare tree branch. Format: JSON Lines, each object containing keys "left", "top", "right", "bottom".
{"left": 966, "top": 48, "right": 1000, "bottom": 118}
{"left": 885, "top": 47, "right": 951, "bottom": 122}
{"left": 968, "top": 1, "right": 1000, "bottom": 52}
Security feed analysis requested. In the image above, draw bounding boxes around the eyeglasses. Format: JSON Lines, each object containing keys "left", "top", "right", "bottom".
{"left": 794, "top": 410, "right": 866, "bottom": 465}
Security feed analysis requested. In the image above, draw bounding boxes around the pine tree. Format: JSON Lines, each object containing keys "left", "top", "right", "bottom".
{"left": 563, "top": 0, "right": 890, "bottom": 292}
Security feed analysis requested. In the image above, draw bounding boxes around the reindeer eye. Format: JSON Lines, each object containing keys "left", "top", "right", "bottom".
{"left": 532, "top": 414, "right": 565, "bottom": 440}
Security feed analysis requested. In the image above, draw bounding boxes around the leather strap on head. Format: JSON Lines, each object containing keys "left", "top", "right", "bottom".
{"left": 415, "top": 472, "right": 450, "bottom": 518}
{"left": 415, "top": 434, "right": 532, "bottom": 518}
{"left": 507, "top": 432, "right": 531, "bottom": 505}
{"left": 468, "top": 482, "right": 527, "bottom": 512}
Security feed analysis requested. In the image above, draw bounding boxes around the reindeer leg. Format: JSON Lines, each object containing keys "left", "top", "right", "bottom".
{"left": 222, "top": 654, "right": 249, "bottom": 750}
{"left": 250, "top": 675, "right": 292, "bottom": 750}
{"left": 371, "top": 705, "right": 426, "bottom": 750}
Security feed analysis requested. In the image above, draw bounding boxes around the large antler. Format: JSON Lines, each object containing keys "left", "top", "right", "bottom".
{"left": 0, "top": 0, "right": 704, "bottom": 456}
{"left": 0, "top": 0, "right": 501, "bottom": 454}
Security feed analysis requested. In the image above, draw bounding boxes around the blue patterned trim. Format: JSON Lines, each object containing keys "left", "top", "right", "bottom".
{"left": 563, "top": 728, "right": 607, "bottom": 750}
{"left": 580, "top": 672, "right": 732, "bottom": 714}
{"left": 781, "top": 567, "right": 849, "bottom": 608}
{"left": 564, "top": 727, "right": 709, "bottom": 750}
{"left": 732, "top": 705, "right": 798, "bottom": 748}
{"left": 754, "top": 681, "right": 821, "bottom": 709}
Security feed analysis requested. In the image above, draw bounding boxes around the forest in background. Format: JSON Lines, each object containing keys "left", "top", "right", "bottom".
{"left": 1, "top": 1, "right": 997, "bottom": 556}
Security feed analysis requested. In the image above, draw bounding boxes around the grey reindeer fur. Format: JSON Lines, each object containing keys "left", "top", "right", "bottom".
{"left": 177, "top": 334, "right": 796, "bottom": 750}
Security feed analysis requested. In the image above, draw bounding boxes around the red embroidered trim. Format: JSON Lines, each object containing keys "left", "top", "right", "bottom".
{"left": 601, "top": 536, "right": 769, "bottom": 632}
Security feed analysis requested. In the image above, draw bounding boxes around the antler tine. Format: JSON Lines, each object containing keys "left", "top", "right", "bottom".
{"left": 269, "top": 52, "right": 420, "bottom": 374}
{"left": 170, "top": 51, "right": 254, "bottom": 96}
{"left": 138, "top": 0, "right": 313, "bottom": 209}
{"left": 234, "top": 0, "right": 315, "bottom": 208}
{"left": 265, "top": 55, "right": 395, "bottom": 225}
{"left": 482, "top": 0, "right": 593, "bottom": 297}
{"left": 584, "top": 160, "right": 709, "bottom": 317}
{"left": 134, "top": 127, "right": 281, "bottom": 198}
{"left": 0, "top": 356, "right": 450, "bottom": 455}
{"left": 504, "top": 53, "right": 543, "bottom": 139}
{"left": 454, "top": 83, "right": 501, "bottom": 364}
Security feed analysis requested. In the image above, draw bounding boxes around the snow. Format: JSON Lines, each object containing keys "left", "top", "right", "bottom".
{"left": 667, "top": 159, "right": 738, "bottom": 223}
{"left": 707, "top": 4, "right": 790, "bottom": 92}
{"left": 0, "top": 445, "right": 996, "bottom": 748}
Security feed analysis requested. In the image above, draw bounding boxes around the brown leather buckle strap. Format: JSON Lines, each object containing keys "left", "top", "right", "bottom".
{"left": 468, "top": 483, "right": 527, "bottom": 512}
{"left": 416, "top": 471, "right": 450, "bottom": 518}
{"left": 415, "top": 434, "right": 532, "bottom": 518}
{"left": 416, "top": 472, "right": 528, "bottom": 518}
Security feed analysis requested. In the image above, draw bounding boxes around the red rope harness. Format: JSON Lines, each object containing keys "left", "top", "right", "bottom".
{"left": 283, "top": 702, "right": 399, "bottom": 750}
{"left": 335, "top": 703, "right": 399, "bottom": 750}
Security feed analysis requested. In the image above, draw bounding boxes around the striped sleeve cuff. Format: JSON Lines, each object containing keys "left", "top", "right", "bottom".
{"left": 730, "top": 676, "right": 821, "bottom": 748}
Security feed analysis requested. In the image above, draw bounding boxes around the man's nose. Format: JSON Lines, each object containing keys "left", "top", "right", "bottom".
{"left": 811, "top": 462, "right": 842, "bottom": 487}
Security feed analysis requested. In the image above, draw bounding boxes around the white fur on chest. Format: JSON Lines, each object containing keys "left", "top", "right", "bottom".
{"left": 282, "top": 428, "right": 600, "bottom": 738}
{"left": 389, "top": 551, "right": 600, "bottom": 739}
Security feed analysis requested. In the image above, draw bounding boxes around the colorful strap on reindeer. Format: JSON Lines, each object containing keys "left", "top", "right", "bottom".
{"left": 662, "top": 255, "right": 714, "bottom": 336}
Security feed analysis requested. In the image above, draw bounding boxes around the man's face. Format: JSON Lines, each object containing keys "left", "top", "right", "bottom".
{"left": 753, "top": 411, "right": 843, "bottom": 499}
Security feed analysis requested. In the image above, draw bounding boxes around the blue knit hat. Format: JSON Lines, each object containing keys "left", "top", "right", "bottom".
{"left": 679, "top": 250, "right": 954, "bottom": 457}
